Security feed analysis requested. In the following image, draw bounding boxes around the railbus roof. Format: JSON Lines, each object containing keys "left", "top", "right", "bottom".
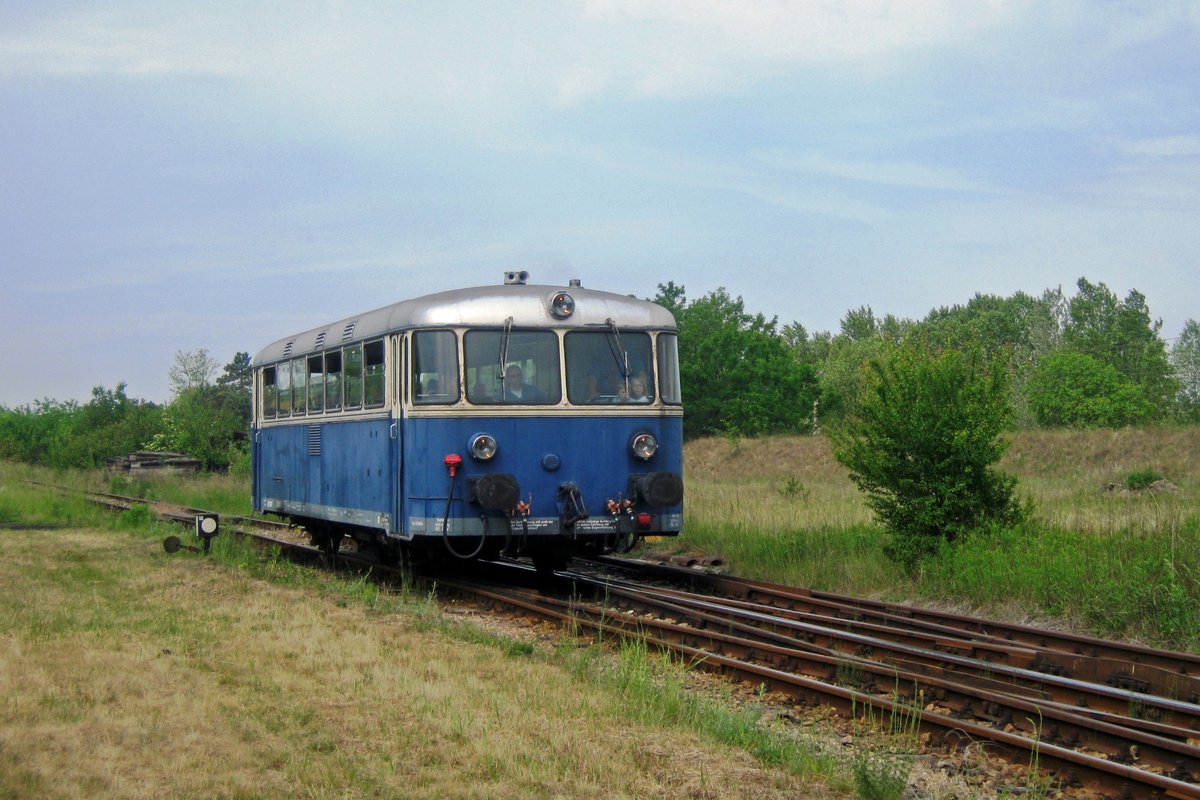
{"left": 253, "top": 281, "right": 677, "bottom": 365}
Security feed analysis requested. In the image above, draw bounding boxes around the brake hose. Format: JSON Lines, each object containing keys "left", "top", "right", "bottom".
{"left": 440, "top": 466, "right": 487, "bottom": 560}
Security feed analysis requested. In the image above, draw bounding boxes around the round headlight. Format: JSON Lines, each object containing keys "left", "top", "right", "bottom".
{"left": 631, "top": 432, "right": 658, "bottom": 461}
{"left": 470, "top": 433, "right": 498, "bottom": 461}
{"left": 549, "top": 291, "right": 575, "bottom": 319}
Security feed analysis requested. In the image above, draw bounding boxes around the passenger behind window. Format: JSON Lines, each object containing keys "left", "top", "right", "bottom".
{"left": 618, "top": 376, "right": 652, "bottom": 403}
{"left": 470, "top": 379, "right": 493, "bottom": 403}
{"left": 501, "top": 364, "right": 544, "bottom": 402}
{"left": 587, "top": 359, "right": 622, "bottom": 402}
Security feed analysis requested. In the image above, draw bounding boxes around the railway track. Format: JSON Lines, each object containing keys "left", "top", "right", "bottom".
{"left": 64, "top": 486, "right": 1200, "bottom": 799}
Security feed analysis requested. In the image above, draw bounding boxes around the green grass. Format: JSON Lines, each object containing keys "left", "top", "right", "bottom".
{"left": 919, "top": 519, "right": 1200, "bottom": 649}
{"left": 1, "top": 472, "right": 845, "bottom": 799}
{"left": 678, "top": 428, "right": 1200, "bottom": 653}
{"left": 568, "top": 636, "right": 840, "bottom": 785}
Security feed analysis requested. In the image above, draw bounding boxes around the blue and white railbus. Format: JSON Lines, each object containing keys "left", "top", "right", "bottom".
{"left": 251, "top": 272, "right": 684, "bottom": 572}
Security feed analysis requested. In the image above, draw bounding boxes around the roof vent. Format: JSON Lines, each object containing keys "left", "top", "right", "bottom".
{"left": 504, "top": 270, "right": 529, "bottom": 286}
{"left": 283, "top": 340, "right": 294, "bottom": 357}
{"left": 569, "top": 279, "right": 581, "bottom": 287}
{"left": 314, "top": 331, "right": 327, "bottom": 349}
{"left": 341, "top": 321, "right": 358, "bottom": 341}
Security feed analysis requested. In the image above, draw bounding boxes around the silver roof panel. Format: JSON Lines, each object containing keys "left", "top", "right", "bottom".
{"left": 253, "top": 283, "right": 677, "bottom": 364}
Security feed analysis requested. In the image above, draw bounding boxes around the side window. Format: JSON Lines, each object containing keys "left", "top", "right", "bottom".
{"left": 363, "top": 340, "right": 386, "bottom": 407}
{"left": 261, "top": 366, "right": 278, "bottom": 418}
{"left": 325, "top": 350, "right": 343, "bottom": 411}
{"left": 277, "top": 360, "right": 293, "bottom": 416}
{"left": 307, "top": 355, "right": 324, "bottom": 413}
{"left": 412, "top": 330, "right": 459, "bottom": 405}
{"left": 463, "top": 329, "right": 561, "bottom": 405}
{"left": 657, "top": 333, "right": 682, "bottom": 405}
{"left": 291, "top": 358, "right": 306, "bottom": 414}
{"left": 344, "top": 344, "right": 363, "bottom": 408}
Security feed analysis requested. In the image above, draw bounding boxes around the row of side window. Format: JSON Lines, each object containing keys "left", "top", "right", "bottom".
{"left": 260, "top": 340, "right": 385, "bottom": 419}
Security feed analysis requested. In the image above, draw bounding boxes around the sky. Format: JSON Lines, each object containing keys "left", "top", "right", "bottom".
{"left": 1, "top": 1, "right": 1198, "bottom": 406}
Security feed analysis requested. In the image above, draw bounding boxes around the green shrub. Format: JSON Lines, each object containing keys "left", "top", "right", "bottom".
{"left": 833, "top": 340, "right": 1026, "bottom": 569}
{"left": 1125, "top": 469, "right": 1165, "bottom": 491}
{"left": 1026, "top": 350, "right": 1150, "bottom": 427}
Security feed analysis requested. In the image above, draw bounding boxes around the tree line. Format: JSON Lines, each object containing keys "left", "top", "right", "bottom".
{"left": 0, "top": 275, "right": 1196, "bottom": 472}
{"left": 658, "top": 276, "right": 1199, "bottom": 438}
{"left": 0, "top": 351, "right": 251, "bottom": 472}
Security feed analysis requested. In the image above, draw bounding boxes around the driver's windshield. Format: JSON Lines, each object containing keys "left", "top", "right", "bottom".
{"left": 463, "top": 329, "right": 561, "bottom": 404}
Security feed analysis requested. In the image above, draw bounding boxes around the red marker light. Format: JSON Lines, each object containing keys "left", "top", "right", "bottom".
{"left": 637, "top": 513, "right": 653, "bottom": 529}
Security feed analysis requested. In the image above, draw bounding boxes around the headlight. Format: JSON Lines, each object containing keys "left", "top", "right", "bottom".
{"left": 631, "top": 432, "right": 658, "bottom": 461}
{"left": 470, "top": 433, "right": 498, "bottom": 461}
{"left": 549, "top": 291, "right": 575, "bottom": 319}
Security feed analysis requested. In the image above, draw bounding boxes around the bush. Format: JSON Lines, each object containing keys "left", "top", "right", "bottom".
{"left": 1125, "top": 469, "right": 1165, "bottom": 491}
{"left": 1027, "top": 350, "right": 1150, "bottom": 428}
{"left": 833, "top": 340, "right": 1026, "bottom": 569}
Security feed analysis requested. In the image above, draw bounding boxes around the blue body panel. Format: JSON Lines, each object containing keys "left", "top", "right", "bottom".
{"left": 254, "top": 418, "right": 396, "bottom": 530}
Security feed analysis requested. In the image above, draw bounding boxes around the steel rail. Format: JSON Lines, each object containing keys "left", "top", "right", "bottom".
{"left": 446, "top": 574, "right": 1200, "bottom": 800}
{"left": 574, "top": 572, "right": 1200, "bottom": 737}
{"left": 590, "top": 555, "right": 1200, "bottom": 687}
{"left": 543, "top": 576, "right": 1200, "bottom": 778}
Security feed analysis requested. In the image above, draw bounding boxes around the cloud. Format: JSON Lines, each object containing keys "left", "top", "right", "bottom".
{"left": 753, "top": 150, "right": 998, "bottom": 194}
{"left": 584, "top": 0, "right": 1023, "bottom": 63}
{"left": 1117, "top": 135, "right": 1200, "bottom": 158}
{"left": 0, "top": 2, "right": 1028, "bottom": 109}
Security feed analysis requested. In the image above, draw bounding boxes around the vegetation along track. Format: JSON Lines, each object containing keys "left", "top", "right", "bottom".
{"left": 69, "top": 486, "right": 1200, "bottom": 800}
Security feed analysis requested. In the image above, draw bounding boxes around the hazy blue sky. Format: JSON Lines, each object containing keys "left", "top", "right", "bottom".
{"left": 2, "top": 1, "right": 1197, "bottom": 406}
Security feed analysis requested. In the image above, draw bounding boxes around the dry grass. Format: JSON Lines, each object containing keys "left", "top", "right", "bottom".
{"left": 0, "top": 527, "right": 837, "bottom": 800}
{"left": 684, "top": 435, "right": 872, "bottom": 532}
{"left": 684, "top": 427, "right": 1200, "bottom": 536}
{"left": 998, "top": 426, "right": 1200, "bottom": 534}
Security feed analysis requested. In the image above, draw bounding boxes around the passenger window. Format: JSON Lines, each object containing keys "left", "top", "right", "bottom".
{"left": 344, "top": 344, "right": 363, "bottom": 408}
{"left": 277, "top": 361, "right": 292, "bottom": 416}
{"left": 325, "top": 351, "right": 342, "bottom": 411}
{"left": 565, "top": 330, "right": 654, "bottom": 404}
{"left": 307, "top": 355, "right": 324, "bottom": 413}
{"left": 291, "top": 358, "right": 306, "bottom": 414}
{"left": 464, "top": 329, "right": 560, "bottom": 405}
{"left": 262, "top": 366, "right": 278, "bottom": 418}
{"left": 657, "top": 333, "right": 682, "bottom": 404}
{"left": 363, "top": 340, "right": 385, "bottom": 407}
{"left": 412, "top": 330, "right": 459, "bottom": 405}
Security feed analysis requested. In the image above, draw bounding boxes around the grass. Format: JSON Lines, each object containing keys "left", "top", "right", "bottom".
{"left": 7, "top": 424, "right": 1194, "bottom": 795}
{"left": 678, "top": 427, "right": 1200, "bottom": 652}
{"left": 0, "top": 466, "right": 847, "bottom": 800}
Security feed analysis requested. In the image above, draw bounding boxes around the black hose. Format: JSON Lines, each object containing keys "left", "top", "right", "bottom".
{"left": 440, "top": 472, "right": 487, "bottom": 560}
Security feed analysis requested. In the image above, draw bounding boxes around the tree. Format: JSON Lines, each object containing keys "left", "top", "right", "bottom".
{"left": 168, "top": 349, "right": 219, "bottom": 397}
{"left": 840, "top": 306, "right": 879, "bottom": 342}
{"left": 833, "top": 339, "right": 1025, "bottom": 569}
{"left": 150, "top": 385, "right": 244, "bottom": 470}
{"left": 216, "top": 351, "right": 253, "bottom": 427}
{"left": 1026, "top": 350, "right": 1150, "bottom": 428}
{"left": 1063, "top": 278, "right": 1175, "bottom": 415}
{"left": 920, "top": 289, "right": 1066, "bottom": 427}
{"left": 56, "top": 384, "right": 162, "bottom": 468}
{"left": 654, "top": 284, "right": 819, "bottom": 437}
{"left": 0, "top": 386, "right": 161, "bottom": 468}
{"left": 1169, "top": 320, "right": 1200, "bottom": 421}
{"left": 217, "top": 351, "right": 252, "bottom": 395}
